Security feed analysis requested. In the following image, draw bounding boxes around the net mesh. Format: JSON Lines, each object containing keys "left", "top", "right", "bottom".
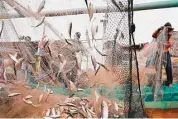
{"left": 0, "top": 0, "right": 148, "bottom": 118}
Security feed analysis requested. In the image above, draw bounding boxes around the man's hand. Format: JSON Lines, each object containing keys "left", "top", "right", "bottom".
{"left": 158, "top": 26, "right": 164, "bottom": 32}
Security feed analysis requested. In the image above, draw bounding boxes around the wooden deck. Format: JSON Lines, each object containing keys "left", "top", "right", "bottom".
{"left": 146, "top": 109, "right": 178, "bottom": 118}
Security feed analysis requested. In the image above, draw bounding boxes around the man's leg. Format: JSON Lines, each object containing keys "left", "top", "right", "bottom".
{"left": 165, "top": 52, "right": 173, "bottom": 87}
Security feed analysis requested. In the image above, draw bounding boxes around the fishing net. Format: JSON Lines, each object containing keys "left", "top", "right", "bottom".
{"left": 0, "top": 1, "right": 19, "bottom": 41}
{"left": 0, "top": 0, "right": 149, "bottom": 118}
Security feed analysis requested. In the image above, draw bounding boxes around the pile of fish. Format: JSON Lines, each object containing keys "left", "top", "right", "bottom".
{"left": 44, "top": 93, "right": 124, "bottom": 118}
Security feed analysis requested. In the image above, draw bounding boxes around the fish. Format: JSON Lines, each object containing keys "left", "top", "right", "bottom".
{"left": 9, "top": 52, "right": 24, "bottom": 64}
{"left": 85, "top": 0, "right": 88, "bottom": 8}
{"left": 51, "top": 108, "right": 56, "bottom": 116}
{"left": 25, "top": 95, "right": 33, "bottom": 100}
{"left": 32, "top": 16, "right": 45, "bottom": 27}
{"left": 68, "top": 22, "right": 72, "bottom": 38}
{"left": 111, "top": 0, "right": 122, "bottom": 11}
{"left": 37, "top": 0, "right": 46, "bottom": 13}
{"left": 88, "top": 2, "right": 94, "bottom": 21}
{"left": 85, "top": 29, "right": 91, "bottom": 48}
{"left": 94, "top": 45, "right": 107, "bottom": 56}
{"left": 94, "top": 90, "right": 100, "bottom": 103}
{"left": 95, "top": 66, "right": 100, "bottom": 76}
{"left": 38, "top": 94, "right": 44, "bottom": 104}
{"left": 46, "top": 108, "right": 51, "bottom": 117}
{"left": 0, "top": 20, "right": 4, "bottom": 38}
{"left": 96, "top": 62, "right": 109, "bottom": 71}
{"left": 58, "top": 60, "right": 67, "bottom": 75}
{"left": 91, "top": 56, "right": 97, "bottom": 71}
{"left": 3, "top": 68, "right": 7, "bottom": 81}
{"left": 65, "top": 39, "right": 72, "bottom": 45}
{"left": 8, "top": 93, "right": 21, "bottom": 97}
{"left": 69, "top": 80, "right": 77, "bottom": 93}
{"left": 23, "top": 98, "right": 33, "bottom": 105}
{"left": 114, "top": 102, "right": 119, "bottom": 111}
{"left": 101, "top": 101, "right": 109, "bottom": 119}
{"left": 32, "top": 103, "right": 41, "bottom": 107}
{"left": 91, "top": 18, "right": 97, "bottom": 42}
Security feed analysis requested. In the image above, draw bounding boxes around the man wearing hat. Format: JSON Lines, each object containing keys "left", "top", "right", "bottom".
{"left": 152, "top": 22, "right": 174, "bottom": 88}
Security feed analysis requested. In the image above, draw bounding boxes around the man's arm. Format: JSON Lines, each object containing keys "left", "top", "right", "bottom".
{"left": 152, "top": 26, "right": 163, "bottom": 38}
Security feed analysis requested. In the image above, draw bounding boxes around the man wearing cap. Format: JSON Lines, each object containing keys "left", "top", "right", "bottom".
{"left": 152, "top": 22, "right": 174, "bottom": 88}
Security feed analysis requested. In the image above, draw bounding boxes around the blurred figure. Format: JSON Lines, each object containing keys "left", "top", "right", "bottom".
{"left": 152, "top": 22, "right": 174, "bottom": 88}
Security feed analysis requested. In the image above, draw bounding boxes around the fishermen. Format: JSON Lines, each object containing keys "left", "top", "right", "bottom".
{"left": 152, "top": 22, "right": 174, "bottom": 88}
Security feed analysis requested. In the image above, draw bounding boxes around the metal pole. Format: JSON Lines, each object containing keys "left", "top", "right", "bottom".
{"left": 1, "top": 0, "right": 178, "bottom": 19}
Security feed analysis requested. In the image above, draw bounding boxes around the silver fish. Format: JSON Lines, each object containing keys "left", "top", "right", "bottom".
{"left": 101, "top": 101, "right": 109, "bottom": 119}
{"left": 8, "top": 93, "right": 21, "bottom": 97}
{"left": 91, "top": 56, "right": 97, "bottom": 71}
{"left": 68, "top": 22, "right": 72, "bottom": 38}
{"left": 25, "top": 95, "right": 33, "bottom": 100}
{"left": 91, "top": 18, "right": 97, "bottom": 42}
{"left": 32, "top": 16, "right": 45, "bottom": 27}
{"left": 23, "top": 98, "right": 33, "bottom": 105}
{"left": 38, "top": 94, "right": 44, "bottom": 104}
{"left": 88, "top": 2, "right": 94, "bottom": 21}
{"left": 37, "top": 0, "right": 46, "bottom": 13}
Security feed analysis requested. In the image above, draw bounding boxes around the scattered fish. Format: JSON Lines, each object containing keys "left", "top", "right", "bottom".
{"left": 68, "top": 22, "right": 72, "bottom": 38}
{"left": 0, "top": 20, "right": 4, "bottom": 38}
{"left": 9, "top": 52, "right": 24, "bottom": 64}
{"left": 85, "top": 29, "right": 91, "bottom": 48}
{"left": 32, "top": 16, "right": 45, "bottom": 27}
{"left": 91, "top": 18, "right": 97, "bottom": 41}
{"left": 95, "top": 66, "right": 100, "bottom": 76}
{"left": 8, "top": 93, "right": 21, "bottom": 97}
{"left": 101, "top": 101, "right": 109, "bottom": 119}
{"left": 25, "top": 95, "right": 33, "bottom": 100}
{"left": 23, "top": 98, "right": 33, "bottom": 105}
{"left": 32, "top": 103, "right": 41, "bottom": 107}
{"left": 46, "top": 108, "right": 51, "bottom": 116}
{"left": 91, "top": 56, "right": 97, "bottom": 71}
{"left": 96, "top": 62, "right": 109, "bottom": 71}
{"left": 39, "top": 94, "right": 44, "bottom": 104}
{"left": 85, "top": 0, "right": 88, "bottom": 8}
{"left": 114, "top": 102, "right": 119, "bottom": 111}
{"left": 88, "top": 2, "right": 94, "bottom": 21}
{"left": 37, "top": 0, "right": 46, "bottom": 13}
{"left": 94, "top": 45, "right": 107, "bottom": 56}
{"left": 94, "top": 90, "right": 100, "bottom": 103}
{"left": 58, "top": 60, "right": 67, "bottom": 75}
